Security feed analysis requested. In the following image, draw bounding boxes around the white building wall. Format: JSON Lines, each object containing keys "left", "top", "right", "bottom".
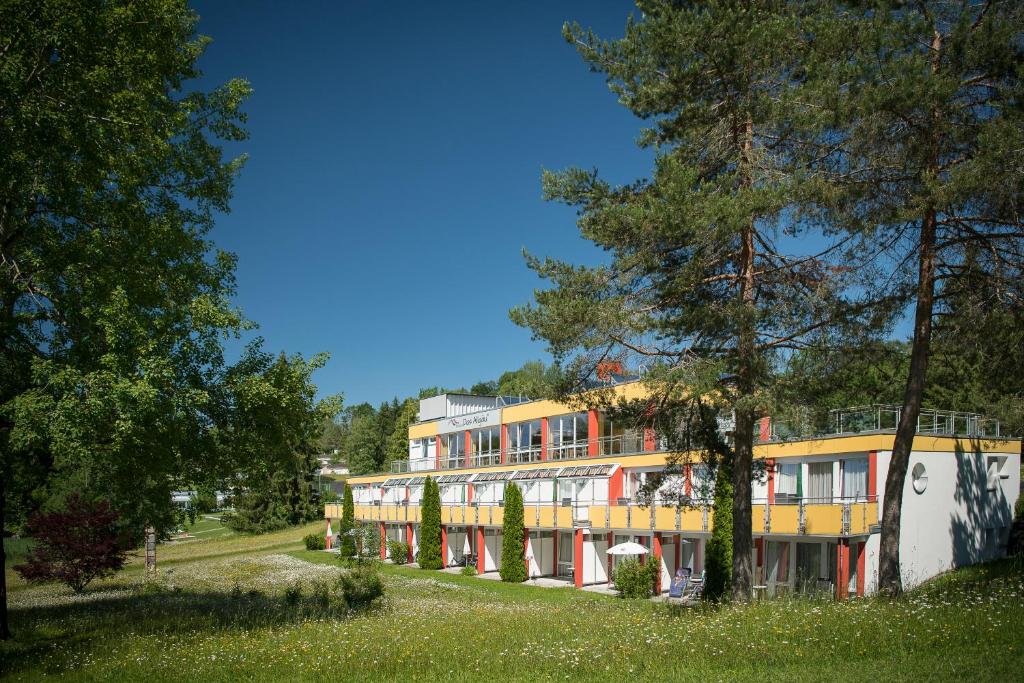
{"left": 865, "top": 446, "right": 1020, "bottom": 593}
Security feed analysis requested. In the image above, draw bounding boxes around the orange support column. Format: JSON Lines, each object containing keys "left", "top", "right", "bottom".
{"left": 476, "top": 526, "right": 486, "bottom": 574}
{"left": 652, "top": 534, "right": 663, "bottom": 593}
{"left": 588, "top": 410, "right": 600, "bottom": 456}
{"left": 540, "top": 419, "right": 548, "bottom": 461}
{"left": 574, "top": 529, "right": 584, "bottom": 588}
{"left": 465, "top": 430, "right": 472, "bottom": 468}
{"left": 766, "top": 459, "right": 775, "bottom": 505}
{"left": 608, "top": 468, "right": 623, "bottom": 505}
{"left": 643, "top": 428, "right": 656, "bottom": 452}
{"left": 406, "top": 523, "right": 414, "bottom": 563}
{"left": 441, "top": 525, "right": 448, "bottom": 567}
{"left": 836, "top": 540, "right": 849, "bottom": 600}
{"left": 500, "top": 424, "right": 508, "bottom": 465}
{"left": 380, "top": 523, "right": 387, "bottom": 560}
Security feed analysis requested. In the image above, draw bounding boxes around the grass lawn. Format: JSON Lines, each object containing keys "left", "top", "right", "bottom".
{"left": 2, "top": 526, "right": 1023, "bottom": 682}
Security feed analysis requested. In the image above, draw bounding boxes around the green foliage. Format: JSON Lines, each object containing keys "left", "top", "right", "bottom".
{"left": 418, "top": 477, "right": 443, "bottom": 570}
{"left": 704, "top": 463, "right": 734, "bottom": 602}
{"left": 387, "top": 540, "right": 409, "bottom": 565}
{"left": 337, "top": 563, "right": 385, "bottom": 609}
{"left": 337, "top": 484, "right": 356, "bottom": 558}
{"left": 500, "top": 483, "right": 526, "bottom": 583}
{"left": 283, "top": 583, "right": 302, "bottom": 606}
{"left": 303, "top": 534, "right": 326, "bottom": 551}
{"left": 356, "top": 521, "right": 380, "bottom": 560}
{"left": 460, "top": 565, "right": 478, "bottom": 577}
{"left": 612, "top": 558, "right": 658, "bottom": 599}
{"left": 191, "top": 490, "right": 219, "bottom": 514}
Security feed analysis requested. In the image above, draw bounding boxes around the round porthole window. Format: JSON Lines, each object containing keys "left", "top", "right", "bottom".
{"left": 911, "top": 463, "right": 928, "bottom": 494}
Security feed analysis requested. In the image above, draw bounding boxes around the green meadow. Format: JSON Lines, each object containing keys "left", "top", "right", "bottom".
{"left": 3, "top": 520, "right": 1022, "bottom": 682}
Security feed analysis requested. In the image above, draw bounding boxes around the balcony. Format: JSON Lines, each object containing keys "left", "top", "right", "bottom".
{"left": 337, "top": 499, "right": 878, "bottom": 537}
{"left": 765, "top": 404, "right": 1003, "bottom": 442}
{"left": 506, "top": 447, "right": 543, "bottom": 465}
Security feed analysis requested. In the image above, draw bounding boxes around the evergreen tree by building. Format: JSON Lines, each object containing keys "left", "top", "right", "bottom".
{"left": 418, "top": 477, "right": 443, "bottom": 570}
{"left": 338, "top": 482, "right": 356, "bottom": 558}
{"left": 703, "top": 461, "right": 734, "bottom": 602}
{"left": 500, "top": 483, "right": 527, "bottom": 583}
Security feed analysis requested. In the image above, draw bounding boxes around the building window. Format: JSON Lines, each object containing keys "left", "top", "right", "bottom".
{"left": 842, "top": 458, "right": 868, "bottom": 500}
{"left": 508, "top": 420, "right": 542, "bottom": 463}
{"left": 911, "top": 462, "right": 928, "bottom": 494}
{"left": 807, "top": 462, "right": 833, "bottom": 503}
{"left": 548, "top": 412, "right": 589, "bottom": 460}
{"left": 775, "top": 463, "right": 799, "bottom": 503}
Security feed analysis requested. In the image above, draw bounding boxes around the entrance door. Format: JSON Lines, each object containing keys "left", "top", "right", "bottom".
{"left": 660, "top": 539, "right": 677, "bottom": 593}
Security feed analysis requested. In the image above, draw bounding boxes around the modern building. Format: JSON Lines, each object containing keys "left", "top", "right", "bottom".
{"left": 325, "top": 380, "right": 1020, "bottom": 598}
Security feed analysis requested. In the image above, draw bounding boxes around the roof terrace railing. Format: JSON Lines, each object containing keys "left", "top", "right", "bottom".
{"left": 767, "top": 404, "right": 1002, "bottom": 442}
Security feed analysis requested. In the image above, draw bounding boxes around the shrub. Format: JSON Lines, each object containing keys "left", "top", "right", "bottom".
{"left": 388, "top": 540, "right": 409, "bottom": 564}
{"left": 310, "top": 579, "right": 331, "bottom": 607}
{"left": 338, "top": 564, "right": 385, "bottom": 609}
{"left": 500, "top": 482, "right": 527, "bottom": 582}
{"left": 461, "top": 565, "right": 477, "bottom": 576}
{"left": 418, "top": 477, "right": 443, "bottom": 569}
{"left": 304, "top": 533, "right": 326, "bottom": 551}
{"left": 612, "top": 558, "right": 659, "bottom": 599}
{"left": 14, "top": 494, "right": 127, "bottom": 593}
{"left": 704, "top": 462, "right": 733, "bottom": 602}
{"left": 284, "top": 582, "right": 302, "bottom": 606}
{"left": 357, "top": 522, "right": 380, "bottom": 559}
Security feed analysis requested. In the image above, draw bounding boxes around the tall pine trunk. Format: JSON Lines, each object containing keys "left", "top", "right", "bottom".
{"left": 878, "top": 30, "right": 943, "bottom": 598}
{"left": 878, "top": 208, "right": 937, "bottom": 596}
{"left": 730, "top": 114, "right": 757, "bottom": 602}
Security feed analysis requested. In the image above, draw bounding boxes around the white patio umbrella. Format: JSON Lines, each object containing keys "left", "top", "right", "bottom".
{"left": 606, "top": 542, "right": 650, "bottom": 556}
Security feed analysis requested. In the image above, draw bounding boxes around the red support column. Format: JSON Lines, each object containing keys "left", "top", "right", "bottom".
{"left": 643, "top": 428, "right": 656, "bottom": 452}
{"left": 836, "top": 540, "right": 849, "bottom": 600}
{"left": 608, "top": 468, "right": 623, "bottom": 505}
{"left": 540, "top": 418, "right": 548, "bottom": 461}
{"left": 652, "top": 533, "right": 663, "bottom": 593}
{"left": 441, "top": 525, "right": 448, "bottom": 567}
{"left": 867, "top": 450, "right": 878, "bottom": 501}
{"left": 674, "top": 535, "right": 681, "bottom": 571}
{"left": 500, "top": 424, "right": 508, "bottom": 465}
{"left": 465, "top": 430, "right": 472, "bottom": 468}
{"left": 552, "top": 531, "right": 559, "bottom": 577}
{"left": 588, "top": 410, "right": 600, "bottom": 456}
{"left": 856, "top": 542, "right": 866, "bottom": 597}
{"left": 606, "top": 532, "right": 614, "bottom": 584}
{"left": 755, "top": 537, "right": 764, "bottom": 571}
{"left": 758, "top": 417, "right": 772, "bottom": 442}
{"left": 574, "top": 529, "right": 584, "bottom": 588}
{"left": 684, "top": 465, "right": 693, "bottom": 498}
{"left": 695, "top": 538, "right": 703, "bottom": 573}
{"left": 476, "top": 526, "right": 486, "bottom": 574}
{"left": 436, "top": 436, "right": 442, "bottom": 470}
{"left": 380, "top": 523, "right": 387, "bottom": 560}
{"left": 766, "top": 459, "right": 775, "bottom": 505}
{"left": 406, "top": 523, "right": 415, "bottom": 563}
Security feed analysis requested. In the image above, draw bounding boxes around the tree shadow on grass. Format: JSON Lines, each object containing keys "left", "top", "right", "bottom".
{"left": 1, "top": 586, "right": 364, "bottom": 678}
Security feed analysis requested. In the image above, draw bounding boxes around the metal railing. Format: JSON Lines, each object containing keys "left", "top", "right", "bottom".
{"left": 506, "top": 447, "right": 543, "bottom": 464}
{"left": 547, "top": 441, "right": 590, "bottom": 461}
{"left": 469, "top": 451, "right": 502, "bottom": 467}
{"left": 766, "top": 404, "right": 1003, "bottom": 442}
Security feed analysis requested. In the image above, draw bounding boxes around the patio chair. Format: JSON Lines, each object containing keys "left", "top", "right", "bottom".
{"left": 668, "top": 567, "right": 691, "bottom": 599}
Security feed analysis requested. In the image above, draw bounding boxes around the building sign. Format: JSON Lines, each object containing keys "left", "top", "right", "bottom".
{"left": 438, "top": 408, "right": 501, "bottom": 434}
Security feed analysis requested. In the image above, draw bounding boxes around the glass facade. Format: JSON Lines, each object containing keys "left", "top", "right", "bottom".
{"left": 548, "top": 412, "right": 589, "bottom": 460}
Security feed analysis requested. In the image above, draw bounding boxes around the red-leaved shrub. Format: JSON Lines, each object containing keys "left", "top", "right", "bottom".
{"left": 15, "top": 494, "right": 127, "bottom": 593}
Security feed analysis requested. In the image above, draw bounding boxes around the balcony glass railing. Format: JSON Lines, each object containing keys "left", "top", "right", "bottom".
{"left": 766, "top": 404, "right": 1004, "bottom": 442}
{"left": 547, "top": 441, "right": 589, "bottom": 461}
{"left": 506, "top": 447, "right": 542, "bottom": 464}
{"left": 469, "top": 451, "right": 502, "bottom": 467}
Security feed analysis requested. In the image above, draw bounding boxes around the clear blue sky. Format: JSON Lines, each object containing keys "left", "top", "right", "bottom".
{"left": 190, "top": 1, "right": 650, "bottom": 408}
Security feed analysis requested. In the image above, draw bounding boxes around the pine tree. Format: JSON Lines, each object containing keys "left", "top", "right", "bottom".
{"left": 500, "top": 483, "right": 527, "bottom": 583}
{"left": 510, "top": 0, "right": 862, "bottom": 601}
{"left": 703, "top": 461, "right": 734, "bottom": 602}
{"left": 338, "top": 482, "right": 356, "bottom": 558}
{"left": 418, "top": 477, "right": 443, "bottom": 570}
{"left": 811, "top": 2, "right": 1024, "bottom": 596}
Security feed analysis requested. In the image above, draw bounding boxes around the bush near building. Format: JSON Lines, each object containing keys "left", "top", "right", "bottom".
{"left": 304, "top": 533, "right": 326, "bottom": 551}
{"left": 337, "top": 483, "right": 356, "bottom": 558}
{"left": 612, "top": 558, "right": 659, "bottom": 599}
{"left": 418, "top": 477, "right": 443, "bottom": 569}
{"left": 387, "top": 540, "right": 409, "bottom": 565}
{"left": 337, "top": 563, "right": 385, "bottom": 609}
{"left": 703, "top": 463, "right": 734, "bottom": 602}
{"left": 500, "top": 482, "right": 527, "bottom": 583}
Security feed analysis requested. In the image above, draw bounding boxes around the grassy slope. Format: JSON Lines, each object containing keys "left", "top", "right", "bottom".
{"left": 1, "top": 520, "right": 1022, "bottom": 682}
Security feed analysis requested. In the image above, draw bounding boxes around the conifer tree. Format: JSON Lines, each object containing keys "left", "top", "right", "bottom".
{"left": 511, "top": 0, "right": 862, "bottom": 600}
{"left": 338, "top": 482, "right": 356, "bottom": 558}
{"left": 500, "top": 483, "right": 527, "bottom": 583}
{"left": 418, "top": 477, "right": 443, "bottom": 570}
{"left": 703, "top": 461, "right": 734, "bottom": 602}
{"left": 812, "top": 2, "right": 1024, "bottom": 595}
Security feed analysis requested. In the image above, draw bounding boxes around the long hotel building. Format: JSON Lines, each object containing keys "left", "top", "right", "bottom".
{"left": 326, "top": 380, "right": 1020, "bottom": 598}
